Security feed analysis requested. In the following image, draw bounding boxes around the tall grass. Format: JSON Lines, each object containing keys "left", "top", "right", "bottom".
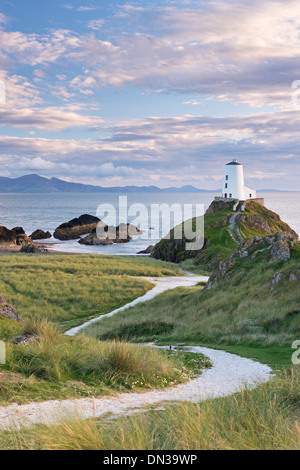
{"left": 5, "top": 319, "right": 186, "bottom": 386}
{"left": 0, "top": 319, "right": 209, "bottom": 405}
{"left": 0, "top": 254, "right": 182, "bottom": 330}
{"left": 1, "top": 368, "right": 299, "bottom": 450}
{"left": 84, "top": 250, "right": 300, "bottom": 349}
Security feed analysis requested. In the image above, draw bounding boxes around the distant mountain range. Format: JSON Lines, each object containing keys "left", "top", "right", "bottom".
{"left": 0, "top": 174, "right": 295, "bottom": 193}
{"left": 0, "top": 174, "right": 218, "bottom": 193}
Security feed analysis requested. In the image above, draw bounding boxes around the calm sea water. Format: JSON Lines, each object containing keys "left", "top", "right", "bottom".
{"left": 0, "top": 192, "right": 299, "bottom": 255}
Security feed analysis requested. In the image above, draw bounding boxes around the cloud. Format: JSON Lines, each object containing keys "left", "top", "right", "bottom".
{"left": 0, "top": 72, "right": 42, "bottom": 107}
{"left": 0, "top": 12, "right": 8, "bottom": 24}
{"left": 77, "top": 6, "right": 98, "bottom": 12}
{"left": 0, "top": 106, "right": 102, "bottom": 131}
{"left": 2, "top": 29, "right": 81, "bottom": 66}
{"left": 88, "top": 19, "right": 105, "bottom": 30}
{"left": 2, "top": 0, "right": 300, "bottom": 108}
{"left": 1, "top": 110, "right": 300, "bottom": 188}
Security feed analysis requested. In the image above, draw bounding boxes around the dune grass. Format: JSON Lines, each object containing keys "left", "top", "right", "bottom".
{"left": 0, "top": 254, "right": 196, "bottom": 405}
{"left": 83, "top": 247, "right": 300, "bottom": 361}
{"left": 1, "top": 367, "right": 299, "bottom": 450}
{"left": 0, "top": 319, "right": 210, "bottom": 405}
{"left": 0, "top": 253, "right": 182, "bottom": 331}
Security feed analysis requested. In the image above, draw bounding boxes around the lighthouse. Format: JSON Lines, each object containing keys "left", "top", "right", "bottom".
{"left": 222, "top": 159, "right": 256, "bottom": 201}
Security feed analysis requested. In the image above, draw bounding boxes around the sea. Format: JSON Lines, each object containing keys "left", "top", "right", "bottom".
{"left": 0, "top": 192, "right": 299, "bottom": 255}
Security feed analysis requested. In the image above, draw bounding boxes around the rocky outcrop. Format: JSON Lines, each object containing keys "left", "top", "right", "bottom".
{"left": 30, "top": 229, "right": 52, "bottom": 240}
{"left": 12, "top": 227, "right": 25, "bottom": 235}
{"left": 204, "top": 232, "right": 296, "bottom": 290}
{"left": 237, "top": 201, "right": 298, "bottom": 243}
{"left": 78, "top": 229, "right": 113, "bottom": 246}
{"left": 0, "top": 295, "right": 23, "bottom": 322}
{"left": 270, "top": 233, "right": 291, "bottom": 261}
{"left": 16, "top": 234, "right": 32, "bottom": 246}
{"left": 0, "top": 226, "right": 31, "bottom": 246}
{"left": 0, "top": 226, "right": 17, "bottom": 246}
{"left": 138, "top": 245, "right": 154, "bottom": 254}
{"left": 79, "top": 223, "right": 142, "bottom": 246}
{"left": 289, "top": 272, "right": 298, "bottom": 282}
{"left": 20, "top": 244, "right": 48, "bottom": 253}
{"left": 54, "top": 214, "right": 101, "bottom": 240}
{"left": 270, "top": 272, "right": 284, "bottom": 291}
{"left": 205, "top": 199, "right": 236, "bottom": 215}
{"left": 151, "top": 199, "right": 298, "bottom": 269}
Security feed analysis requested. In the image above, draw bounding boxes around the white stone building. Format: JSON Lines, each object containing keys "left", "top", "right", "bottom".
{"left": 222, "top": 160, "right": 256, "bottom": 201}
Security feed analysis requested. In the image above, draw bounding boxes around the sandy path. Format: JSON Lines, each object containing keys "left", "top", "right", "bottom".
{"left": 65, "top": 274, "right": 209, "bottom": 336}
{"left": 0, "top": 273, "right": 272, "bottom": 430}
{"left": 0, "top": 345, "right": 272, "bottom": 430}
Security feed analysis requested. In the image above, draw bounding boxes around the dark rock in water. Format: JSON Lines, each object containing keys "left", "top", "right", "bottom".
{"left": 79, "top": 232, "right": 114, "bottom": 246}
{"left": 12, "top": 227, "right": 26, "bottom": 235}
{"left": 54, "top": 214, "right": 101, "bottom": 240}
{"left": 20, "top": 244, "right": 48, "bottom": 253}
{"left": 119, "top": 223, "right": 142, "bottom": 237}
{"left": 79, "top": 223, "right": 141, "bottom": 246}
{"left": 0, "top": 295, "right": 23, "bottom": 322}
{"left": 138, "top": 245, "right": 154, "bottom": 254}
{"left": 0, "top": 226, "right": 17, "bottom": 246}
{"left": 30, "top": 229, "right": 52, "bottom": 240}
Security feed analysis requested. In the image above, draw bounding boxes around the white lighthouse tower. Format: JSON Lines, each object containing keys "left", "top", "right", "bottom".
{"left": 222, "top": 159, "right": 256, "bottom": 201}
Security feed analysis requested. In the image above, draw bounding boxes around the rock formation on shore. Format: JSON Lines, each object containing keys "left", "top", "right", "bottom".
{"left": 79, "top": 223, "right": 142, "bottom": 246}
{"left": 20, "top": 244, "right": 48, "bottom": 253}
{"left": 30, "top": 229, "right": 52, "bottom": 240}
{"left": 0, "top": 226, "right": 32, "bottom": 246}
{"left": 0, "top": 226, "right": 17, "bottom": 246}
{"left": 54, "top": 214, "right": 101, "bottom": 240}
{"left": 138, "top": 245, "right": 155, "bottom": 254}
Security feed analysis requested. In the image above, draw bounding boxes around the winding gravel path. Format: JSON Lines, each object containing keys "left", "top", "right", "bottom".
{"left": 0, "top": 274, "right": 272, "bottom": 430}
{"left": 65, "top": 274, "right": 209, "bottom": 336}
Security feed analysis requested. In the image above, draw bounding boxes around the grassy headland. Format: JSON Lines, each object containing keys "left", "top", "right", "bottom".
{"left": 84, "top": 202, "right": 300, "bottom": 371}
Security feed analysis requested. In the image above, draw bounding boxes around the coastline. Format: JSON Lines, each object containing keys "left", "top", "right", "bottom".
{"left": 0, "top": 243, "right": 80, "bottom": 256}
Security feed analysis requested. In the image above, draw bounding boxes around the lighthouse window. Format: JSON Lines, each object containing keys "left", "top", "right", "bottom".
{"left": 225, "top": 183, "right": 228, "bottom": 188}
{"left": 226, "top": 175, "right": 228, "bottom": 180}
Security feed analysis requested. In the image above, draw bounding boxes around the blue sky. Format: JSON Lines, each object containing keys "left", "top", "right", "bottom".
{"left": 0, "top": 0, "right": 300, "bottom": 189}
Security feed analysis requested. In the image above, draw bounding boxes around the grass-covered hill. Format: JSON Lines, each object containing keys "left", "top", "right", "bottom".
{"left": 89, "top": 201, "right": 300, "bottom": 364}
{"left": 151, "top": 199, "right": 298, "bottom": 272}
{"left": 86, "top": 242, "right": 300, "bottom": 361}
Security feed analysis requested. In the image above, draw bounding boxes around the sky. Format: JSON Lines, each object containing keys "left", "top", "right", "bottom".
{"left": 0, "top": 0, "right": 300, "bottom": 190}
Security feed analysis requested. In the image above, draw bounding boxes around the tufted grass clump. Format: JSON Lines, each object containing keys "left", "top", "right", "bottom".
{"left": 0, "top": 319, "right": 210, "bottom": 404}
{"left": 1, "top": 367, "right": 299, "bottom": 450}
